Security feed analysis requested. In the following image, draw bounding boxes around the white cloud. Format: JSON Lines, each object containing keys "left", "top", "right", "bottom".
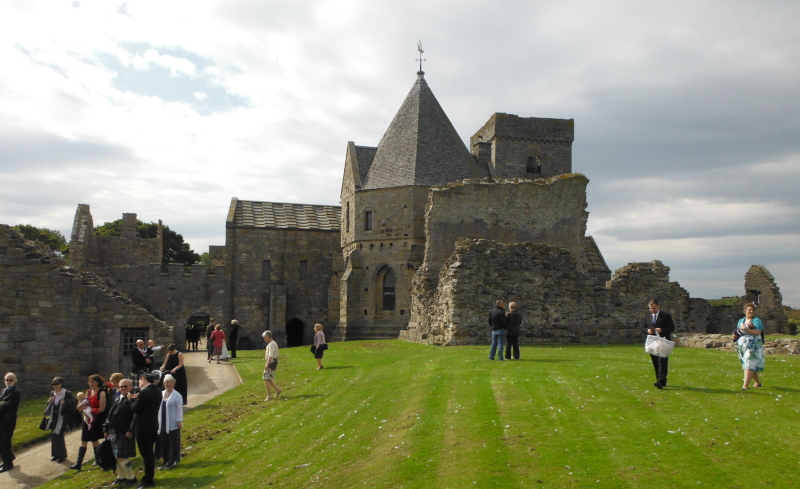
{"left": 0, "top": 0, "right": 798, "bottom": 307}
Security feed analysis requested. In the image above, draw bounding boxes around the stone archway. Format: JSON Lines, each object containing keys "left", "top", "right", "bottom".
{"left": 186, "top": 313, "right": 211, "bottom": 352}
{"left": 286, "top": 318, "right": 305, "bottom": 347}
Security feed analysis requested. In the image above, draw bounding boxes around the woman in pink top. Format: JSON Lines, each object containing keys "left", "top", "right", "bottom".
{"left": 208, "top": 324, "right": 226, "bottom": 364}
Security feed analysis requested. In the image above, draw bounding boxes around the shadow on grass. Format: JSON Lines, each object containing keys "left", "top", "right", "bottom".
{"left": 515, "top": 358, "right": 572, "bottom": 363}
{"left": 320, "top": 365, "right": 355, "bottom": 370}
{"left": 283, "top": 394, "right": 325, "bottom": 400}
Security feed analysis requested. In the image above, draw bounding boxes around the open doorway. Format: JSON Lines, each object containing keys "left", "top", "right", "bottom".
{"left": 186, "top": 313, "right": 211, "bottom": 352}
{"left": 286, "top": 318, "right": 305, "bottom": 347}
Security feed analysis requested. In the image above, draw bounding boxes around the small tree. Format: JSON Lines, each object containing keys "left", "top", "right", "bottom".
{"left": 13, "top": 224, "right": 69, "bottom": 256}
{"left": 94, "top": 219, "right": 200, "bottom": 265}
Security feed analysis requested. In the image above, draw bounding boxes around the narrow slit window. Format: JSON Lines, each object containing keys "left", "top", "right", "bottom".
{"left": 382, "top": 271, "right": 396, "bottom": 311}
{"left": 365, "top": 210, "right": 373, "bottom": 231}
{"left": 299, "top": 260, "right": 308, "bottom": 281}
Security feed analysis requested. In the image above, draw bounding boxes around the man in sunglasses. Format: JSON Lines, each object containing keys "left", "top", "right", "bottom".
{"left": 0, "top": 373, "right": 20, "bottom": 473}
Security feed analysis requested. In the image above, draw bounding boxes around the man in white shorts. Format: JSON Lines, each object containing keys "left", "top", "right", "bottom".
{"left": 262, "top": 331, "right": 283, "bottom": 401}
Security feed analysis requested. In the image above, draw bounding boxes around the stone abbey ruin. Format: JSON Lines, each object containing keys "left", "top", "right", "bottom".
{"left": 1, "top": 69, "right": 788, "bottom": 395}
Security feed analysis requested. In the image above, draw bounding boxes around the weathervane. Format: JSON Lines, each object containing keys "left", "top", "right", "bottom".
{"left": 416, "top": 40, "right": 426, "bottom": 73}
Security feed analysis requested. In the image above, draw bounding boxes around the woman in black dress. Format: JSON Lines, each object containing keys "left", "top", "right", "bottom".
{"left": 161, "top": 344, "right": 187, "bottom": 405}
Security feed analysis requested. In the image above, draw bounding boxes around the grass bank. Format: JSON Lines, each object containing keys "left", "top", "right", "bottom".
{"left": 40, "top": 341, "right": 800, "bottom": 488}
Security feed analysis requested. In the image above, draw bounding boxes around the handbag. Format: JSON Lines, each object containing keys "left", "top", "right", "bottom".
{"left": 310, "top": 345, "right": 316, "bottom": 354}
{"left": 95, "top": 438, "right": 117, "bottom": 471}
{"left": 645, "top": 332, "right": 675, "bottom": 358}
{"left": 321, "top": 343, "right": 329, "bottom": 351}
{"left": 39, "top": 416, "right": 49, "bottom": 431}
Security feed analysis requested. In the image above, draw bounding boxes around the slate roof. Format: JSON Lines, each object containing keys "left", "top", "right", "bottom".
{"left": 228, "top": 199, "right": 341, "bottom": 231}
{"left": 355, "top": 145, "right": 377, "bottom": 184}
{"left": 361, "top": 72, "right": 490, "bottom": 190}
{"left": 583, "top": 236, "right": 610, "bottom": 274}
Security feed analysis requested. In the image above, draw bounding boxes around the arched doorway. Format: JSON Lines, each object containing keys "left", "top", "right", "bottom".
{"left": 186, "top": 313, "right": 211, "bottom": 352}
{"left": 286, "top": 318, "right": 305, "bottom": 347}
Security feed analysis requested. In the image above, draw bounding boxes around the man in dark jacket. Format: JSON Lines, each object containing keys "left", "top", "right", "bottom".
{"left": 642, "top": 299, "right": 675, "bottom": 389}
{"left": 106, "top": 379, "right": 137, "bottom": 485}
{"left": 130, "top": 374, "right": 161, "bottom": 488}
{"left": 229, "top": 320, "right": 240, "bottom": 358}
{"left": 505, "top": 302, "right": 523, "bottom": 360}
{"left": 0, "top": 372, "right": 21, "bottom": 472}
{"left": 131, "top": 339, "right": 153, "bottom": 379}
{"left": 488, "top": 300, "right": 507, "bottom": 361}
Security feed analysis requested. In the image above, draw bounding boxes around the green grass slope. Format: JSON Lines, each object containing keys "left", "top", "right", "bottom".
{"left": 40, "top": 341, "right": 800, "bottom": 488}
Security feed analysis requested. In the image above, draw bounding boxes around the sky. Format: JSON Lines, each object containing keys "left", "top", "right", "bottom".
{"left": 1, "top": 0, "right": 798, "bottom": 306}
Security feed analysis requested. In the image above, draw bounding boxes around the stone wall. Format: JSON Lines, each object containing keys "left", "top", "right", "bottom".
{"left": 226, "top": 226, "right": 341, "bottom": 347}
{"left": 422, "top": 174, "right": 589, "bottom": 285}
{"left": 69, "top": 205, "right": 162, "bottom": 270}
{"left": 0, "top": 225, "right": 171, "bottom": 398}
{"left": 402, "top": 239, "right": 690, "bottom": 346}
{"left": 744, "top": 265, "right": 788, "bottom": 333}
{"left": 95, "top": 263, "right": 228, "bottom": 347}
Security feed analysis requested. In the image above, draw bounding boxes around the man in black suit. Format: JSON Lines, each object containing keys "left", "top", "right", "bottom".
{"left": 643, "top": 299, "right": 675, "bottom": 389}
{"left": 0, "top": 372, "right": 21, "bottom": 472}
{"left": 229, "top": 320, "right": 240, "bottom": 358}
{"left": 131, "top": 339, "right": 153, "bottom": 379}
{"left": 129, "top": 374, "right": 161, "bottom": 488}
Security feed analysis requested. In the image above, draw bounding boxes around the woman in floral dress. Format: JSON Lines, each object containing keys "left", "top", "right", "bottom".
{"left": 736, "top": 302, "right": 764, "bottom": 390}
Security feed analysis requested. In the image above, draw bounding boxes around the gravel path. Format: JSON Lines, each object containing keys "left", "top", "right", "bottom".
{"left": 0, "top": 351, "right": 241, "bottom": 489}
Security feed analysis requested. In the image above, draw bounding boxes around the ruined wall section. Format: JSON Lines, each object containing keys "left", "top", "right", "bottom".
{"left": 744, "top": 265, "right": 787, "bottom": 334}
{"left": 421, "top": 174, "right": 589, "bottom": 287}
{"left": 402, "top": 240, "right": 693, "bottom": 346}
{"left": 0, "top": 224, "right": 171, "bottom": 397}
{"left": 69, "top": 206, "right": 162, "bottom": 271}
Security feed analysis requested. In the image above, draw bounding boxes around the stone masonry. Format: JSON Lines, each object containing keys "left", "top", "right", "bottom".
{"left": 402, "top": 239, "right": 691, "bottom": 346}
{"left": 0, "top": 224, "right": 172, "bottom": 397}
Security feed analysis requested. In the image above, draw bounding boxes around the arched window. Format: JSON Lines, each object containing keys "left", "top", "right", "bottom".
{"left": 365, "top": 210, "right": 373, "bottom": 231}
{"left": 526, "top": 155, "right": 542, "bottom": 174}
{"left": 382, "top": 270, "right": 396, "bottom": 311}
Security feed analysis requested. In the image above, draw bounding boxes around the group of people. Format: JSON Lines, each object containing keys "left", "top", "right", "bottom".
{"left": 43, "top": 369, "right": 183, "bottom": 488}
{"left": 261, "top": 322, "right": 328, "bottom": 401}
{"left": 641, "top": 299, "right": 766, "bottom": 391}
{"left": 184, "top": 318, "right": 239, "bottom": 360}
{"left": 485, "top": 298, "right": 768, "bottom": 391}
{"left": 131, "top": 341, "right": 187, "bottom": 406}
{"left": 487, "top": 300, "right": 523, "bottom": 361}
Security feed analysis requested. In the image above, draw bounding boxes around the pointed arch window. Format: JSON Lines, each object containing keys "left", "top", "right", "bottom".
{"left": 382, "top": 270, "right": 396, "bottom": 311}
{"left": 365, "top": 210, "right": 373, "bottom": 231}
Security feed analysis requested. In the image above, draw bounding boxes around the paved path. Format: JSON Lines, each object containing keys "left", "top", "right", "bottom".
{"left": 0, "top": 351, "right": 241, "bottom": 489}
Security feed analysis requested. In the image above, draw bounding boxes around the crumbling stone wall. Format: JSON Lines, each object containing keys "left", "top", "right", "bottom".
{"left": 0, "top": 225, "right": 171, "bottom": 397}
{"left": 744, "top": 265, "right": 787, "bottom": 334}
{"left": 70, "top": 205, "right": 162, "bottom": 270}
{"left": 402, "top": 239, "right": 690, "bottom": 346}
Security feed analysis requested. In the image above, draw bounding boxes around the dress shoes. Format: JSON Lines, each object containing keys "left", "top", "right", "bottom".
{"left": 0, "top": 465, "right": 14, "bottom": 473}
{"left": 654, "top": 382, "right": 663, "bottom": 390}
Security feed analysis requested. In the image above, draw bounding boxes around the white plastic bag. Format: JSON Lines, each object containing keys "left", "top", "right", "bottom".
{"left": 645, "top": 332, "right": 675, "bottom": 358}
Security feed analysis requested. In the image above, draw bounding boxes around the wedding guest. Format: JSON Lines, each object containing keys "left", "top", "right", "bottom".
{"left": 209, "top": 324, "right": 226, "bottom": 364}
{"left": 311, "top": 323, "right": 327, "bottom": 370}
{"left": 0, "top": 373, "right": 21, "bottom": 473}
{"left": 46, "top": 377, "right": 77, "bottom": 463}
{"left": 161, "top": 344, "right": 187, "bottom": 405}
{"left": 262, "top": 331, "right": 283, "bottom": 401}
{"left": 157, "top": 375, "right": 183, "bottom": 470}
{"left": 736, "top": 302, "right": 765, "bottom": 390}
{"left": 69, "top": 374, "right": 107, "bottom": 471}
{"left": 104, "top": 378, "right": 137, "bottom": 486}
{"left": 505, "top": 302, "right": 522, "bottom": 360}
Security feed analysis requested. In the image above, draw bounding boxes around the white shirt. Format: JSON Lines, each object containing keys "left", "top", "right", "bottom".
{"left": 264, "top": 340, "right": 279, "bottom": 361}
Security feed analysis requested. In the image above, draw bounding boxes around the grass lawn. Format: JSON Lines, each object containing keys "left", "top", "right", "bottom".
{"left": 38, "top": 341, "right": 800, "bottom": 488}
{"left": 13, "top": 396, "right": 52, "bottom": 450}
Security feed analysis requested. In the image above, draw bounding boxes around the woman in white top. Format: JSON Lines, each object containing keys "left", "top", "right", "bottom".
{"left": 157, "top": 375, "right": 183, "bottom": 470}
{"left": 262, "top": 331, "right": 283, "bottom": 401}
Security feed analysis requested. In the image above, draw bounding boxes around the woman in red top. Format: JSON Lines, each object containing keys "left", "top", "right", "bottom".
{"left": 209, "top": 324, "right": 226, "bottom": 364}
{"left": 69, "top": 374, "right": 107, "bottom": 471}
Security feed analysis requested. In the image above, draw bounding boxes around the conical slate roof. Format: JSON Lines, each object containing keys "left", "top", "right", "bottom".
{"left": 361, "top": 72, "right": 489, "bottom": 190}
